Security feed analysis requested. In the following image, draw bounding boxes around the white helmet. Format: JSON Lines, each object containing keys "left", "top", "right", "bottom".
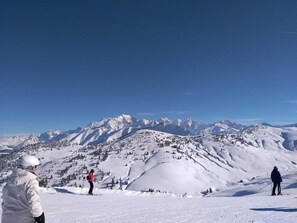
{"left": 17, "top": 155, "right": 40, "bottom": 169}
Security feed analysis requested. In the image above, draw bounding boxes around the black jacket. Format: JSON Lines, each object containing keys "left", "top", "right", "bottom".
{"left": 271, "top": 168, "right": 282, "bottom": 183}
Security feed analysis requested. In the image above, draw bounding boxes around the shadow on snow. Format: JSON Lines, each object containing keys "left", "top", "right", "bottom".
{"left": 232, "top": 190, "right": 257, "bottom": 197}
{"left": 283, "top": 182, "right": 297, "bottom": 190}
{"left": 251, "top": 207, "right": 297, "bottom": 213}
{"left": 53, "top": 187, "right": 76, "bottom": 194}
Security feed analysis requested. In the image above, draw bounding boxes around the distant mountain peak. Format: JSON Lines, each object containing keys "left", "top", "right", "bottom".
{"left": 87, "top": 114, "right": 136, "bottom": 129}
{"left": 39, "top": 130, "right": 61, "bottom": 142}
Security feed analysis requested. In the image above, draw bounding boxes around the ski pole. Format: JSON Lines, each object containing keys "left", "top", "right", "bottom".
{"left": 81, "top": 176, "right": 85, "bottom": 194}
{"left": 259, "top": 182, "right": 271, "bottom": 191}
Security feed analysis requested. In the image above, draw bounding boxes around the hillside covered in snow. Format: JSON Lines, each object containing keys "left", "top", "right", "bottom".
{"left": 1, "top": 115, "right": 297, "bottom": 195}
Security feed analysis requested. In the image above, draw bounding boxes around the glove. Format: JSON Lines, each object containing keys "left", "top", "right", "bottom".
{"left": 34, "top": 212, "right": 45, "bottom": 223}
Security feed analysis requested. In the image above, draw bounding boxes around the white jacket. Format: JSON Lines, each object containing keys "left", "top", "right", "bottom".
{"left": 1, "top": 168, "right": 43, "bottom": 223}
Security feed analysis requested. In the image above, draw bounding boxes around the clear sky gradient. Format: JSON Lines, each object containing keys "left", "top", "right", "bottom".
{"left": 1, "top": 0, "right": 297, "bottom": 135}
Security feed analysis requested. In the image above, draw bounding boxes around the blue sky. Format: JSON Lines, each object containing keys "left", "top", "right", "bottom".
{"left": 1, "top": 0, "right": 297, "bottom": 135}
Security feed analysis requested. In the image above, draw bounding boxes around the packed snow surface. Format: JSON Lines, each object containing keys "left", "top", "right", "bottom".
{"left": 1, "top": 172, "right": 297, "bottom": 223}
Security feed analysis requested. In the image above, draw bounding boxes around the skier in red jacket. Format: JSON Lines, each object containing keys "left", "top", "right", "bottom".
{"left": 87, "top": 169, "right": 95, "bottom": 195}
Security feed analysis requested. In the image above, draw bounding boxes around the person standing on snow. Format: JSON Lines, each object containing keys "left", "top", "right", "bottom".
{"left": 1, "top": 155, "right": 45, "bottom": 223}
{"left": 87, "top": 169, "right": 95, "bottom": 195}
{"left": 271, "top": 166, "right": 282, "bottom": 196}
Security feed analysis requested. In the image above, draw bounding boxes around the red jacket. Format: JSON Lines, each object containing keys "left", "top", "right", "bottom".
{"left": 88, "top": 172, "right": 95, "bottom": 181}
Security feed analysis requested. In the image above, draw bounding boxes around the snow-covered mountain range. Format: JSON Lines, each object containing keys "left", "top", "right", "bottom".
{"left": 1, "top": 114, "right": 297, "bottom": 195}
{"left": 0, "top": 114, "right": 246, "bottom": 149}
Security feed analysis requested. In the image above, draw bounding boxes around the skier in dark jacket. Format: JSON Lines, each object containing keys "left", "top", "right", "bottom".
{"left": 271, "top": 166, "right": 282, "bottom": 196}
{"left": 87, "top": 169, "right": 95, "bottom": 195}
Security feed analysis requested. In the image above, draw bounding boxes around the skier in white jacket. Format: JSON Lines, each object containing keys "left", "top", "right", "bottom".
{"left": 1, "top": 155, "right": 45, "bottom": 223}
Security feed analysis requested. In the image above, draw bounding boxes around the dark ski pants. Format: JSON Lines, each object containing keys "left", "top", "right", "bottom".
{"left": 88, "top": 181, "right": 94, "bottom": 194}
{"left": 272, "top": 182, "right": 281, "bottom": 195}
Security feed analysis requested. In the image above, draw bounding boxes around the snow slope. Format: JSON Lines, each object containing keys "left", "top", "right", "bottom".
{"left": 1, "top": 172, "right": 297, "bottom": 223}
